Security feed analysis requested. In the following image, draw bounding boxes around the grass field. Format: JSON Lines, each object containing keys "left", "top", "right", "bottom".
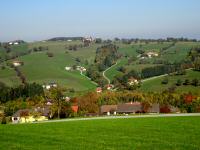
{"left": 140, "top": 70, "right": 200, "bottom": 93}
{"left": 0, "top": 116, "right": 200, "bottom": 150}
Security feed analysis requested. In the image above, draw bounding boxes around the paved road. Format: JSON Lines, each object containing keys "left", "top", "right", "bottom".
{"left": 103, "top": 62, "right": 118, "bottom": 84}
{"left": 33, "top": 113, "right": 200, "bottom": 124}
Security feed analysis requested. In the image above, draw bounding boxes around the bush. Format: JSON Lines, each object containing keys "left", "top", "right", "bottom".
{"left": 161, "top": 77, "right": 169, "bottom": 84}
{"left": 1, "top": 116, "right": 7, "bottom": 124}
{"left": 47, "top": 52, "right": 54, "bottom": 57}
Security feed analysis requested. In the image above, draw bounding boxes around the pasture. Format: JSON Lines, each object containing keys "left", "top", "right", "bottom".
{"left": 0, "top": 116, "right": 200, "bottom": 149}
{"left": 140, "top": 70, "right": 200, "bottom": 93}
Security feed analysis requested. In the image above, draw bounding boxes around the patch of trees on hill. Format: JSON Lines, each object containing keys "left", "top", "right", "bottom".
{"left": 47, "top": 37, "right": 83, "bottom": 41}
{"left": 95, "top": 44, "right": 121, "bottom": 71}
{"left": 188, "top": 47, "right": 200, "bottom": 71}
{"left": 0, "top": 82, "right": 44, "bottom": 103}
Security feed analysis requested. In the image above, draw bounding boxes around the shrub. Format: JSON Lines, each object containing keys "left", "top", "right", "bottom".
{"left": 1, "top": 116, "right": 7, "bottom": 124}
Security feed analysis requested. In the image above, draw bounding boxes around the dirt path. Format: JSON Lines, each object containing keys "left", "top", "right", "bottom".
{"left": 103, "top": 62, "right": 118, "bottom": 84}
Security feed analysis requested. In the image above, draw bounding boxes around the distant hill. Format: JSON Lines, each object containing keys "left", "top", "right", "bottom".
{"left": 47, "top": 37, "right": 83, "bottom": 41}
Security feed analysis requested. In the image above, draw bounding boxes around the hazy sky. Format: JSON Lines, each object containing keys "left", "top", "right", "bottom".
{"left": 0, "top": 0, "right": 200, "bottom": 41}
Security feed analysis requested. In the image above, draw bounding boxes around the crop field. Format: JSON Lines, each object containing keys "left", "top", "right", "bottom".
{"left": 0, "top": 116, "right": 200, "bottom": 150}
{"left": 140, "top": 70, "right": 200, "bottom": 93}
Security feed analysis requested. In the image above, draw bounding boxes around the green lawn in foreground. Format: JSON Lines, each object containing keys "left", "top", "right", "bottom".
{"left": 0, "top": 116, "right": 200, "bottom": 150}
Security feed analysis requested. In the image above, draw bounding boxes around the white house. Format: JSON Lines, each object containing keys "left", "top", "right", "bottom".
{"left": 65, "top": 66, "right": 72, "bottom": 71}
{"left": 128, "top": 78, "right": 139, "bottom": 86}
{"left": 13, "top": 61, "right": 23, "bottom": 67}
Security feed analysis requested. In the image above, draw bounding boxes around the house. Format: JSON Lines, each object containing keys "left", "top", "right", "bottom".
{"left": 116, "top": 102, "right": 143, "bottom": 114}
{"left": 65, "top": 66, "right": 72, "bottom": 71}
{"left": 43, "top": 82, "right": 57, "bottom": 90}
{"left": 83, "top": 37, "right": 93, "bottom": 43}
{"left": 71, "top": 105, "right": 79, "bottom": 113}
{"left": 12, "top": 61, "right": 23, "bottom": 67}
{"left": 100, "top": 105, "right": 117, "bottom": 115}
{"left": 146, "top": 52, "right": 159, "bottom": 58}
{"left": 12, "top": 107, "right": 49, "bottom": 123}
{"left": 106, "top": 84, "right": 114, "bottom": 90}
{"left": 76, "top": 66, "right": 86, "bottom": 72}
{"left": 96, "top": 87, "right": 102, "bottom": 93}
{"left": 128, "top": 78, "right": 139, "bottom": 86}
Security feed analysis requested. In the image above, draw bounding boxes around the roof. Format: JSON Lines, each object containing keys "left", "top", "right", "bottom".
{"left": 12, "top": 106, "right": 50, "bottom": 117}
{"left": 12, "top": 109, "right": 31, "bottom": 117}
{"left": 71, "top": 105, "right": 78, "bottom": 113}
{"left": 100, "top": 105, "right": 117, "bottom": 114}
{"left": 117, "top": 103, "right": 142, "bottom": 113}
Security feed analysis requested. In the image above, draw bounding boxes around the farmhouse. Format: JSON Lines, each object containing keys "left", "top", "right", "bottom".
{"left": 106, "top": 84, "right": 114, "bottom": 90}
{"left": 43, "top": 82, "right": 57, "bottom": 90}
{"left": 146, "top": 52, "right": 159, "bottom": 58}
{"left": 117, "top": 102, "right": 143, "bottom": 114}
{"left": 12, "top": 61, "right": 23, "bottom": 67}
{"left": 65, "top": 66, "right": 72, "bottom": 71}
{"left": 96, "top": 87, "right": 102, "bottom": 93}
{"left": 12, "top": 107, "right": 49, "bottom": 123}
{"left": 76, "top": 66, "right": 87, "bottom": 72}
{"left": 100, "top": 105, "right": 117, "bottom": 115}
{"left": 100, "top": 102, "right": 160, "bottom": 115}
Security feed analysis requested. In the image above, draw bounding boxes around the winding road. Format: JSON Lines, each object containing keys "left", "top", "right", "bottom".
{"left": 103, "top": 62, "right": 118, "bottom": 84}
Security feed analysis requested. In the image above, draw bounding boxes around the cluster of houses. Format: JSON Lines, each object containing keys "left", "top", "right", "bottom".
{"left": 10, "top": 99, "right": 180, "bottom": 123}
{"left": 96, "top": 84, "right": 115, "bottom": 93}
{"left": 65, "top": 66, "right": 87, "bottom": 72}
{"left": 100, "top": 102, "right": 180, "bottom": 115}
{"left": 12, "top": 98, "right": 78, "bottom": 124}
{"left": 8, "top": 41, "right": 19, "bottom": 45}
{"left": 82, "top": 37, "right": 93, "bottom": 43}
{"left": 42, "top": 82, "right": 57, "bottom": 90}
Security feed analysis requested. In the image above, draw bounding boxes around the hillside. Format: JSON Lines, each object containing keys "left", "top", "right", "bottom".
{"left": 0, "top": 40, "right": 200, "bottom": 93}
{"left": 140, "top": 69, "right": 200, "bottom": 93}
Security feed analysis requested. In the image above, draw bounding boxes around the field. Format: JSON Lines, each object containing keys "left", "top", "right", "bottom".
{"left": 140, "top": 69, "right": 200, "bottom": 93}
{"left": 0, "top": 41, "right": 200, "bottom": 92}
{"left": 0, "top": 116, "right": 200, "bottom": 150}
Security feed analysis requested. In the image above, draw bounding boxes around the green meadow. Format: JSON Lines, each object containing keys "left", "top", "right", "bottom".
{"left": 140, "top": 69, "right": 200, "bottom": 93}
{"left": 0, "top": 116, "right": 200, "bottom": 150}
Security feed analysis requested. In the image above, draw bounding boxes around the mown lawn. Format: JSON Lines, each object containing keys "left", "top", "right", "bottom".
{"left": 0, "top": 116, "right": 200, "bottom": 150}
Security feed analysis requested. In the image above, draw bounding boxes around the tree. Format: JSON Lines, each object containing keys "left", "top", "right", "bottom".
{"left": 176, "top": 79, "right": 182, "bottom": 86}
{"left": 183, "top": 79, "right": 190, "bottom": 85}
{"left": 191, "top": 79, "right": 199, "bottom": 86}
{"left": 49, "top": 87, "right": 65, "bottom": 119}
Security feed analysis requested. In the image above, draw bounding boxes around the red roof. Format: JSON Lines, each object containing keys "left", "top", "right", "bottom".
{"left": 71, "top": 105, "right": 78, "bottom": 113}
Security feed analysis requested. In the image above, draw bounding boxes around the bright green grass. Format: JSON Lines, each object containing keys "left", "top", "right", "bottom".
{"left": 18, "top": 52, "right": 96, "bottom": 91}
{"left": 140, "top": 70, "right": 200, "bottom": 93}
{"left": 105, "top": 58, "right": 128, "bottom": 81}
{"left": 161, "top": 42, "right": 200, "bottom": 63}
{"left": 0, "top": 67, "right": 21, "bottom": 86}
{"left": 0, "top": 116, "right": 200, "bottom": 150}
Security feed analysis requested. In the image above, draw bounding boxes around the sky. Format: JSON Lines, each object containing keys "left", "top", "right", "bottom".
{"left": 0, "top": 0, "right": 200, "bottom": 41}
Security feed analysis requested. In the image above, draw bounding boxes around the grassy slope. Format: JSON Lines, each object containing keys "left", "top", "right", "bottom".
{"left": 0, "top": 41, "right": 97, "bottom": 91}
{"left": 140, "top": 70, "right": 200, "bottom": 93}
{"left": 0, "top": 116, "right": 200, "bottom": 150}
{"left": 18, "top": 52, "right": 96, "bottom": 91}
{"left": 0, "top": 67, "right": 21, "bottom": 86}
